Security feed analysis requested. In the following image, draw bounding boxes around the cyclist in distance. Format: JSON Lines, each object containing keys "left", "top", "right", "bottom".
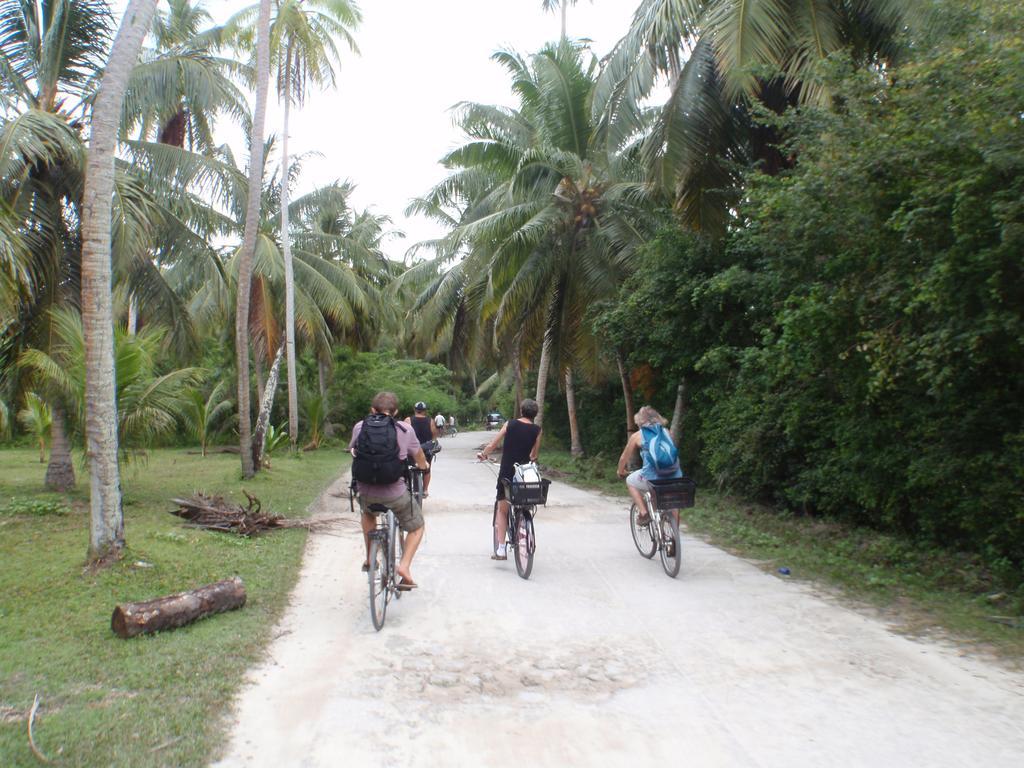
{"left": 350, "top": 392, "right": 429, "bottom": 588}
{"left": 404, "top": 401, "right": 439, "bottom": 497}
{"left": 476, "top": 399, "right": 542, "bottom": 560}
{"left": 616, "top": 405, "right": 683, "bottom": 524}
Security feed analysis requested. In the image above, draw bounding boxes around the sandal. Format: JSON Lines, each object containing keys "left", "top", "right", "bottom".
{"left": 635, "top": 514, "right": 651, "bottom": 527}
{"left": 396, "top": 578, "right": 418, "bottom": 591}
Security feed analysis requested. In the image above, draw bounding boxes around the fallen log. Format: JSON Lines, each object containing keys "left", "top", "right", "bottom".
{"left": 111, "top": 577, "right": 246, "bottom": 638}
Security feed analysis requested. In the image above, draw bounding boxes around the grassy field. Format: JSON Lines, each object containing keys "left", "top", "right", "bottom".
{"left": 0, "top": 447, "right": 347, "bottom": 767}
{"left": 541, "top": 449, "right": 1024, "bottom": 660}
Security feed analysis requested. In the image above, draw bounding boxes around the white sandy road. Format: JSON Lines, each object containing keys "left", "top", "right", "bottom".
{"left": 215, "top": 431, "right": 1024, "bottom": 768}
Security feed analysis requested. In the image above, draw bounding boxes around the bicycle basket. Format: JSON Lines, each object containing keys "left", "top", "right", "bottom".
{"left": 509, "top": 478, "right": 551, "bottom": 506}
{"left": 649, "top": 477, "right": 696, "bottom": 510}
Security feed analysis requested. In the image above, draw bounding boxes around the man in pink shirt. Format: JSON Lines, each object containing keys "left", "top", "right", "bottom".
{"left": 350, "top": 391, "right": 428, "bottom": 588}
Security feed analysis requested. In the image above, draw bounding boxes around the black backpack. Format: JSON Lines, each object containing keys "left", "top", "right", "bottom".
{"left": 352, "top": 414, "right": 407, "bottom": 485}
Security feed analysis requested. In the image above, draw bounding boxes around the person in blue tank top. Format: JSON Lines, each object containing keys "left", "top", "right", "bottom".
{"left": 616, "top": 405, "right": 683, "bottom": 523}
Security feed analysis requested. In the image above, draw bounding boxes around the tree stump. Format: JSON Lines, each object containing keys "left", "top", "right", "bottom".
{"left": 111, "top": 577, "right": 246, "bottom": 638}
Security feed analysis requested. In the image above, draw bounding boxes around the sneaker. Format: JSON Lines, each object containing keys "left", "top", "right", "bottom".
{"left": 492, "top": 543, "right": 508, "bottom": 560}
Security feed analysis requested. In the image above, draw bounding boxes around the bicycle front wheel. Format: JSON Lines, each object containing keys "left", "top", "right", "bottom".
{"left": 630, "top": 503, "right": 656, "bottom": 559}
{"left": 514, "top": 510, "right": 535, "bottom": 580}
{"left": 368, "top": 538, "right": 388, "bottom": 630}
{"left": 659, "top": 513, "right": 682, "bottom": 578}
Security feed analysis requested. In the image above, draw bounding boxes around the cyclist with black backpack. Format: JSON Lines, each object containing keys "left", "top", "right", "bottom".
{"left": 616, "top": 405, "right": 683, "bottom": 525}
{"left": 350, "top": 392, "right": 429, "bottom": 589}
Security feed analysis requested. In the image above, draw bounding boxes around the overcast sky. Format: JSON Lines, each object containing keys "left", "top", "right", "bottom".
{"left": 118, "top": 1, "right": 641, "bottom": 261}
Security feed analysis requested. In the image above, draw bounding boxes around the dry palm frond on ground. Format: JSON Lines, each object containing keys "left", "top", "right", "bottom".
{"left": 170, "top": 491, "right": 346, "bottom": 536}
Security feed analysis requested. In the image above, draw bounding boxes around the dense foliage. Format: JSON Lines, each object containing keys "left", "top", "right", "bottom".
{"left": 599, "top": 9, "right": 1024, "bottom": 568}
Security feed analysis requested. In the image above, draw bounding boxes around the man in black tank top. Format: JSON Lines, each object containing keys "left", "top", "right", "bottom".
{"left": 404, "top": 402, "right": 439, "bottom": 496}
{"left": 477, "top": 398, "right": 543, "bottom": 560}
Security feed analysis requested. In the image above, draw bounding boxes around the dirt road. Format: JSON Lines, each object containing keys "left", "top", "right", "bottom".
{"left": 215, "top": 431, "right": 1024, "bottom": 767}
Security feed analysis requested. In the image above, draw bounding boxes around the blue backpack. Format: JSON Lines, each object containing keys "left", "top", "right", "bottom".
{"left": 641, "top": 424, "right": 679, "bottom": 476}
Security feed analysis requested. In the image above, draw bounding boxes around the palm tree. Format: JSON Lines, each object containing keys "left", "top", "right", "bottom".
{"left": 78, "top": 0, "right": 158, "bottom": 559}
{"left": 17, "top": 392, "right": 51, "bottom": 462}
{"left": 122, "top": 0, "right": 249, "bottom": 152}
{"left": 20, "top": 308, "right": 204, "bottom": 457}
{"left": 183, "top": 380, "right": 232, "bottom": 456}
{"left": 233, "top": 0, "right": 273, "bottom": 479}
{"left": 540, "top": 0, "right": 589, "bottom": 40}
{"left": 411, "top": 41, "right": 657, "bottom": 451}
{"left": 594, "top": 0, "right": 927, "bottom": 231}
{"left": 260, "top": 0, "right": 360, "bottom": 449}
{"left": 0, "top": 0, "right": 112, "bottom": 488}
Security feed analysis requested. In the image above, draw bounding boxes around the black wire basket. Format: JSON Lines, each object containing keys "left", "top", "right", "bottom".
{"left": 507, "top": 478, "right": 551, "bottom": 506}
{"left": 649, "top": 477, "right": 697, "bottom": 509}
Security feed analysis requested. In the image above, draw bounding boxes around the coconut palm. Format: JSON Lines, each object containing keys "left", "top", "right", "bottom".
{"left": 540, "top": 0, "right": 589, "bottom": 40}
{"left": 410, "top": 41, "right": 658, "bottom": 452}
{"left": 17, "top": 392, "right": 51, "bottom": 462}
{"left": 241, "top": 0, "right": 360, "bottom": 449}
{"left": 80, "top": 0, "right": 159, "bottom": 558}
{"left": 19, "top": 308, "right": 203, "bottom": 456}
{"left": 593, "top": 0, "right": 928, "bottom": 231}
{"left": 121, "top": 0, "right": 249, "bottom": 152}
{"left": 232, "top": 0, "right": 273, "bottom": 478}
{"left": 183, "top": 380, "right": 232, "bottom": 456}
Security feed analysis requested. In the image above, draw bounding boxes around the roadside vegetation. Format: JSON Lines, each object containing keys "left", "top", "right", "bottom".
{"left": 0, "top": 448, "right": 347, "bottom": 767}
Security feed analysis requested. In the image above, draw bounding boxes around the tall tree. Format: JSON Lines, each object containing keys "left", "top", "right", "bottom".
{"left": 267, "top": 0, "right": 359, "bottom": 448}
{"left": 80, "top": 0, "right": 158, "bottom": 559}
{"left": 234, "top": 0, "right": 273, "bottom": 478}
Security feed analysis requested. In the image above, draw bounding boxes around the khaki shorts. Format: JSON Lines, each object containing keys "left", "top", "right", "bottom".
{"left": 358, "top": 490, "right": 424, "bottom": 533}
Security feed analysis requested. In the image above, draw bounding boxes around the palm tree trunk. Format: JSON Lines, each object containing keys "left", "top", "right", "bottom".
{"left": 80, "top": 0, "right": 158, "bottom": 560}
{"left": 127, "top": 297, "right": 138, "bottom": 334}
{"left": 236, "top": 0, "right": 273, "bottom": 478}
{"left": 561, "top": 1, "right": 568, "bottom": 39}
{"left": 252, "top": 342, "right": 284, "bottom": 469}
{"left": 512, "top": 334, "right": 523, "bottom": 417}
{"left": 534, "top": 331, "right": 552, "bottom": 427}
{"left": 45, "top": 405, "right": 75, "bottom": 492}
{"left": 565, "top": 368, "right": 584, "bottom": 457}
{"left": 281, "top": 66, "right": 299, "bottom": 451}
{"left": 616, "top": 350, "right": 636, "bottom": 433}
{"left": 318, "top": 354, "right": 335, "bottom": 437}
{"left": 254, "top": 352, "right": 265, "bottom": 406}
{"left": 670, "top": 378, "right": 686, "bottom": 444}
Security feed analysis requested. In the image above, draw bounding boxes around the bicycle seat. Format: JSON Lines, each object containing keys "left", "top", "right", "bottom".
{"left": 367, "top": 503, "right": 390, "bottom": 514}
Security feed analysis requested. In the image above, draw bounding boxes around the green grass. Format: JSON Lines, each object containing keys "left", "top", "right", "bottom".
{"left": 541, "top": 449, "right": 1024, "bottom": 660}
{"left": 0, "top": 447, "right": 347, "bottom": 767}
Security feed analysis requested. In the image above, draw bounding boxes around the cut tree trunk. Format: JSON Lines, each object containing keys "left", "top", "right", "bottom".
{"left": 111, "top": 577, "right": 246, "bottom": 638}
{"left": 45, "top": 405, "right": 75, "bottom": 492}
{"left": 616, "top": 350, "right": 636, "bottom": 434}
{"left": 236, "top": 0, "right": 273, "bottom": 479}
{"left": 252, "top": 342, "right": 284, "bottom": 469}
{"left": 565, "top": 368, "right": 584, "bottom": 457}
{"left": 670, "top": 379, "right": 686, "bottom": 444}
{"left": 80, "top": 0, "right": 159, "bottom": 560}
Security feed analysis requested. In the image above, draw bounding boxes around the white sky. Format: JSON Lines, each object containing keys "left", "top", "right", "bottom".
{"left": 118, "top": 0, "right": 641, "bottom": 262}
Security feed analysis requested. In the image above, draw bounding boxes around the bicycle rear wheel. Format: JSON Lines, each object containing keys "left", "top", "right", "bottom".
{"left": 368, "top": 537, "right": 388, "bottom": 630}
{"left": 514, "top": 509, "right": 534, "bottom": 580}
{"left": 659, "top": 512, "right": 682, "bottom": 578}
{"left": 630, "top": 503, "right": 656, "bottom": 559}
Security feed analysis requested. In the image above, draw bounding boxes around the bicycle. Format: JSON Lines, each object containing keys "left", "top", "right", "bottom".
{"left": 497, "top": 472, "right": 550, "bottom": 580}
{"left": 365, "top": 500, "right": 402, "bottom": 630}
{"left": 351, "top": 473, "right": 413, "bottom": 631}
{"left": 629, "top": 477, "right": 696, "bottom": 578}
